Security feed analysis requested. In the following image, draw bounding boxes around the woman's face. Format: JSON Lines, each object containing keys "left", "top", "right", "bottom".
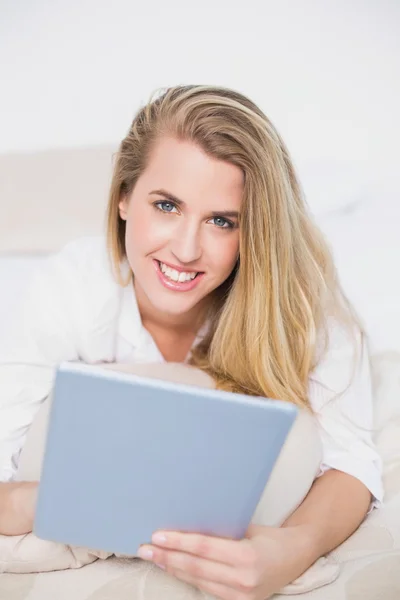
{"left": 119, "top": 136, "right": 243, "bottom": 325}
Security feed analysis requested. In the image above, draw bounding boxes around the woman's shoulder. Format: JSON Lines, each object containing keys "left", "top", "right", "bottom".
{"left": 29, "top": 235, "right": 122, "bottom": 325}
{"left": 51, "top": 235, "right": 112, "bottom": 273}
{"left": 40, "top": 235, "right": 117, "bottom": 291}
{"left": 25, "top": 236, "right": 124, "bottom": 361}
{"left": 309, "top": 316, "right": 368, "bottom": 406}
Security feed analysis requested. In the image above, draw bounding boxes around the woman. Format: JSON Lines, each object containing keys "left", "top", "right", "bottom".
{"left": 0, "top": 85, "right": 383, "bottom": 598}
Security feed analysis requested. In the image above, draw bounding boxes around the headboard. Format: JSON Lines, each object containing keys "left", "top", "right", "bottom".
{"left": 0, "top": 145, "right": 116, "bottom": 255}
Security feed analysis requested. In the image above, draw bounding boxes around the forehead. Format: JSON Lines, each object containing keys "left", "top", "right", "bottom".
{"left": 140, "top": 136, "right": 244, "bottom": 209}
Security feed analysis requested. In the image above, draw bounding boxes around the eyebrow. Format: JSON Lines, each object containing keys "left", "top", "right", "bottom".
{"left": 149, "top": 188, "right": 240, "bottom": 219}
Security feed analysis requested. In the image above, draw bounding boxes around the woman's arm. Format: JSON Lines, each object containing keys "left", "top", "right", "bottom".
{"left": 0, "top": 482, "right": 38, "bottom": 535}
{"left": 281, "top": 468, "right": 372, "bottom": 565}
{"left": 0, "top": 245, "right": 84, "bottom": 534}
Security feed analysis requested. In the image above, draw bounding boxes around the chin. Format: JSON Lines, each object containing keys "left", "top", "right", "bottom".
{"left": 153, "top": 296, "right": 199, "bottom": 316}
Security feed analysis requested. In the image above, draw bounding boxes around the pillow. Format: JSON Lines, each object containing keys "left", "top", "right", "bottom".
{"left": 370, "top": 352, "right": 400, "bottom": 470}
{"left": 317, "top": 180, "right": 400, "bottom": 355}
{"left": 296, "top": 158, "right": 371, "bottom": 216}
{"left": 3, "top": 361, "right": 331, "bottom": 596}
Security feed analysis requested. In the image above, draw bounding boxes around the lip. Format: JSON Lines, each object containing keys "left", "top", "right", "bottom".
{"left": 153, "top": 259, "right": 205, "bottom": 292}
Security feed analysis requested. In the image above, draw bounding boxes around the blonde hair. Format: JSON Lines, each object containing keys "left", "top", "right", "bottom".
{"left": 106, "top": 85, "right": 360, "bottom": 409}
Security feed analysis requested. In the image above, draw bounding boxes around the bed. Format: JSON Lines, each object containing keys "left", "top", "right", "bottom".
{"left": 1, "top": 148, "right": 400, "bottom": 599}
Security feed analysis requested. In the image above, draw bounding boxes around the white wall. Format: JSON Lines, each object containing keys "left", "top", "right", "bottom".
{"left": 1, "top": 0, "right": 399, "bottom": 179}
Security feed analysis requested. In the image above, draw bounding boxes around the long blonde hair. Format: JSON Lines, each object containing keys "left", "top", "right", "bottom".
{"left": 107, "top": 85, "right": 360, "bottom": 408}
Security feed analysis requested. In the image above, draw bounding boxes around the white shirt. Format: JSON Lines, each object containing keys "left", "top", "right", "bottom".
{"left": 0, "top": 236, "right": 384, "bottom": 508}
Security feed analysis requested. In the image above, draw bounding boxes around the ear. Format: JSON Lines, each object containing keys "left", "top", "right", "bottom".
{"left": 118, "top": 196, "right": 128, "bottom": 221}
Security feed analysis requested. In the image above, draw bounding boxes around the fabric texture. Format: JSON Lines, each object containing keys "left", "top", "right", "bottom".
{"left": 0, "top": 236, "right": 384, "bottom": 508}
{"left": 1, "top": 354, "right": 400, "bottom": 598}
{"left": 1, "top": 354, "right": 399, "bottom": 598}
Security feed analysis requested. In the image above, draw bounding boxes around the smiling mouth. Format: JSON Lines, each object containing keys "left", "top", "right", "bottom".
{"left": 157, "top": 260, "right": 202, "bottom": 283}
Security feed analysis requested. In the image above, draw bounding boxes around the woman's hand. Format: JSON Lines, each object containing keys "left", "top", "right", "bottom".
{"left": 14, "top": 481, "right": 39, "bottom": 532}
{"left": 136, "top": 471, "right": 372, "bottom": 598}
{"left": 0, "top": 481, "right": 39, "bottom": 535}
{"left": 137, "top": 523, "right": 317, "bottom": 599}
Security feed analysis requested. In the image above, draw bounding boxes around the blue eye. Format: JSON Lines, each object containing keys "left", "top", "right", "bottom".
{"left": 210, "top": 216, "right": 234, "bottom": 229}
{"left": 154, "top": 201, "right": 178, "bottom": 213}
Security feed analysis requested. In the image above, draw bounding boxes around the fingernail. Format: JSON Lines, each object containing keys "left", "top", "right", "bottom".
{"left": 138, "top": 547, "right": 153, "bottom": 560}
{"left": 156, "top": 563, "right": 166, "bottom": 570}
{"left": 152, "top": 533, "right": 167, "bottom": 544}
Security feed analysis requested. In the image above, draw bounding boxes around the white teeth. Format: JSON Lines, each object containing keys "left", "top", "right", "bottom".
{"left": 159, "top": 262, "right": 198, "bottom": 283}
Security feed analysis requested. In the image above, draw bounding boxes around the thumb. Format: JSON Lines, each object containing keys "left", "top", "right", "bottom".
{"left": 245, "top": 523, "right": 274, "bottom": 539}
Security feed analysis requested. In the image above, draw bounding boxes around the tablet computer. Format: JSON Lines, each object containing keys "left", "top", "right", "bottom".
{"left": 33, "top": 362, "right": 298, "bottom": 555}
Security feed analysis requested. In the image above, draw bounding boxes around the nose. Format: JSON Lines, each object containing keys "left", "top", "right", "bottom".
{"left": 169, "top": 219, "right": 202, "bottom": 265}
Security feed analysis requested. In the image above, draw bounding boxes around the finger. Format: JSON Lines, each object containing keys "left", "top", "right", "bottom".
{"left": 171, "top": 568, "right": 248, "bottom": 600}
{"left": 152, "top": 530, "right": 251, "bottom": 566}
{"left": 139, "top": 546, "right": 242, "bottom": 588}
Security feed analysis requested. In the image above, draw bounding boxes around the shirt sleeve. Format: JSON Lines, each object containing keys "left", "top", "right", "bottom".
{"left": 0, "top": 248, "right": 83, "bottom": 482}
{"left": 308, "top": 320, "right": 384, "bottom": 511}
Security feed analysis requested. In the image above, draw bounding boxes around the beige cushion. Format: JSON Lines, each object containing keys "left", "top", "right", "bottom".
{"left": 1, "top": 355, "right": 400, "bottom": 598}
{"left": 4, "top": 354, "right": 400, "bottom": 599}
{"left": 370, "top": 351, "right": 400, "bottom": 468}
{"left": 2, "top": 362, "right": 328, "bottom": 596}
{"left": 0, "top": 146, "right": 115, "bottom": 254}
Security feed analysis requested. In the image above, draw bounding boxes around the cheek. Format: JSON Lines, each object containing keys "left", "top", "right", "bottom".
{"left": 126, "top": 206, "right": 164, "bottom": 251}
{"left": 207, "top": 233, "right": 239, "bottom": 274}
{"left": 127, "top": 213, "right": 147, "bottom": 247}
